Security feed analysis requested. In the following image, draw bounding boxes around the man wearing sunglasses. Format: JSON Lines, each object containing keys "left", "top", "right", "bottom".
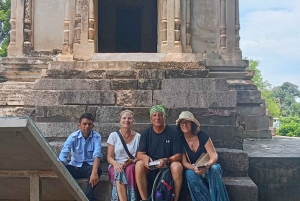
{"left": 59, "top": 113, "right": 102, "bottom": 201}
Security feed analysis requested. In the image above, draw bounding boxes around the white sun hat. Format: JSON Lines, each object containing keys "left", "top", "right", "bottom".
{"left": 175, "top": 111, "right": 200, "bottom": 128}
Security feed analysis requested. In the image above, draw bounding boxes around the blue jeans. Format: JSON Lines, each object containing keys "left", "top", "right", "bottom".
{"left": 66, "top": 162, "right": 102, "bottom": 201}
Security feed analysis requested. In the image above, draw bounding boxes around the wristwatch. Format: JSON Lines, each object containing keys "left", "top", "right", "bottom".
{"left": 166, "top": 158, "right": 170, "bottom": 165}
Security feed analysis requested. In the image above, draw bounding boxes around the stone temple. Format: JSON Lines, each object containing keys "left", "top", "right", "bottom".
{"left": 1, "top": 0, "right": 299, "bottom": 201}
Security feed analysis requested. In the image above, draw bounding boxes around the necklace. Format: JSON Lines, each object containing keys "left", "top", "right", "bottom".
{"left": 185, "top": 136, "right": 197, "bottom": 148}
{"left": 120, "top": 130, "right": 131, "bottom": 139}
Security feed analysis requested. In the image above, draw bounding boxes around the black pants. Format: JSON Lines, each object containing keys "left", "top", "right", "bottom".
{"left": 66, "top": 162, "right": 102, "bottom": 201}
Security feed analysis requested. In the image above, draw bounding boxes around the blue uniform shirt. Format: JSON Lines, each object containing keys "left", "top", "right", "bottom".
{"left": 59, "top": 130, "right": 102, "bottom": 167}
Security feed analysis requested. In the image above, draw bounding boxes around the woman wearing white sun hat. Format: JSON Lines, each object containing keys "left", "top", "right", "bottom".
{"left": 176, "top": 111, "right": 229, "bottom": 201}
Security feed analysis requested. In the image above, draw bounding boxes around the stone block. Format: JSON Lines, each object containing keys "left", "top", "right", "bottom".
{"left": 37, "top": 122, "right": 120, "bottom": 139}
{"left": 23, "top": 90, "right": 115, "bottom": 106}
{"left": 41, "top": 69, "right": 85, "bottom": 79}
{"left": 0, "top": 90, "right": 26, "bottom": 106}
{"left": 237, "top": 106, "right": 266, "bottom": 116}
{"left": 165, "top": 69, "right": 209, "bottom": 78}
{"left": 111, "top": 80, "right": 138, "bottom": 90}
{"left": 95, "top": 106, "right": 124, "bottom": 123}
{"left": 35, "top": 105, "right": 98, "bottom": 122}
{"left": 237, "top": 90, "right": 261, "bottom": 100}
{"left": 133, "top": 62, "right": 202, "bottom": 70}
{"left": 105, "top": 70, "right": 136, "bottom": 79}
{"left": 161, "top": 78, "right": 229, "bottom": 91}
{"left": 125, "top": 107, "right": 151, "bottom": 123}
{"left": 0, "top": 106, "right": 35, "bottom": 117}
{"left": 243, "top": 130, "right": 272, "bottom": 139}
{"left": 205, "top": 59, "right": 248, "bottom": 67}
{"left": 249, "top": 157, "right": 300, "bottom": 201}
{"left": 85, "top": 70, "right": 106, "bottom": 79}
{"left": 201, "top": 125, "right": 243, "bottom": 149}
{"left": 244, "top": 115, "right": 270, "bottom": 130}
{"left": 138, "top": 79, "right": 162, "bottom": 90}
{"left": 0, "top": 81, "right": 34, "bottom": 90}
{"left": 33, "top": 79, "right": 111, "bottom": 90}
{"left": 116, "top": 90, "right": 152, "bottom": 107}
{"left": 166, "top": 108, "right": 239, "bottom": 125}
{"left": 217, "top": 148, "right": 249, "bottom": 177}
{"left": 137, "top": 69, "right": 165, "bottom": 79}
{"left": 223, "top": 177, "right": 258, "bottom": 201}
{"left": 228, "top": 83, "right": 258, "bottom": 90}
{"left": 153, "top": 91, "right": 236, "bottom": 108}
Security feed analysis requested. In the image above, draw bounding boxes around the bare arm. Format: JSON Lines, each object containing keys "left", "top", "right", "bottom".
{"left": 204, "top": 138, "right": 218, "bottom": 167}
{"left": 107, "top": 144, "right": 124, "bottom": 173}
{"left": 137, "top": 151, "right": 152, "bottom": 169}
{"left": 89, "top": 157, "right": 101, "bottom": 187}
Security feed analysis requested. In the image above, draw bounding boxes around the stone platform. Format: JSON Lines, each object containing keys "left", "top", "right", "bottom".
{"left": 243, "top": 136, "right": 300, "bottom": 201}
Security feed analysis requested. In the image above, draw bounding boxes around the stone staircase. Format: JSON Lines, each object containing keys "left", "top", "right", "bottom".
{"left": 0, "top": 58, "right": 258, "bottom": 200}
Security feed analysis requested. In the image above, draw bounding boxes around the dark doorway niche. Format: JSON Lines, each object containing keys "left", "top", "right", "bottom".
{"left": 97, "top": 0, "right": 157, "bottom": 53}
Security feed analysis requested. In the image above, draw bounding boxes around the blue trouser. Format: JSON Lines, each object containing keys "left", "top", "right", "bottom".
{"left": 185, "top": 164, "right": 230, "bottom": 201}
{"left": 66, "top": 162, "right": 102, "bottom": 201}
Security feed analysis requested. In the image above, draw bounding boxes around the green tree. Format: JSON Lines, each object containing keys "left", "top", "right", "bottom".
{"left": 271, "top": 82, "right": 300, "bottom": 116}
{"left": 0, "top": 0, "right": 11, "bottom": 57}
{"left": 247, "top": 58, "right": 280, "bottom": 117}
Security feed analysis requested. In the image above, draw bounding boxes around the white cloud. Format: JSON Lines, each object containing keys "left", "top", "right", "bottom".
{"left": 240, "top": 0, "right": 300, "bottom": 87}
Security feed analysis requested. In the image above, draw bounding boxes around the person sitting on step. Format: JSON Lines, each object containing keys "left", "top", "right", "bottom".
{"left": 135, "top": 104, "right": 184, "bottom": 201}
{"left": 107, "top": 110, "right": 141, "bottom": 201}
{"left": 58, "top": 113, "right": 102, "bottom": 201}
{"left": 176, "top": 111, "right": 229, "bottom": 201}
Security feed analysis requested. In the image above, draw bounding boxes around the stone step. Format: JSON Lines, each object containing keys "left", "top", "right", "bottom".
{"left": 223, "top": 177, "right": 258, "bottom": 201}
{"left": 41, "top": 68, "right": 208, "bottom": 80}
{"left": 76, "top": 175, "right": 257, "bottom": 201}
{"left": 208, "top": 72, "right": 249, "bottom": 79}
{"left": 49, "top": 60, "right": 204, "bottom": 71}
{"left": 0, "top": 90, "right": 116, "bottom": 106}
{"left": 0, "top": 81, "right": 34, "bottom": 90}
{"left": 160, "top": 78, "right": 229, "bottom": 91}
{"left": 153, "top": 90, "right": 236, "bottom": 108}
{"left": 33, "top": 79, "right": 111, "bottom": 90}
{"left": 35, "top": 105, "right": 238, "bottom": 125}
{"left": 0, "top": 71, "right": 42, "bottom": 82}
{"left": 237, "top": 106, "right": 267, "bottom": 116}
{"left": 37, "top": 122, "right": 243, "bottom": 149}
{"left": 0, "top": 106, "right": 35, "bottom": 116}
{"left": 243, "top": 115, "right": 270, "bottom": 131}
{"left": 244, "top": 130, "right": 272, "bottom": 139}
{"left": 91, "top": 53, "right": 203, "bottom": 62}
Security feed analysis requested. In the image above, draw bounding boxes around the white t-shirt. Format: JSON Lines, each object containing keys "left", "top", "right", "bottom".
{"left": 107, "top": 131, "right": 141, "bottom": 164}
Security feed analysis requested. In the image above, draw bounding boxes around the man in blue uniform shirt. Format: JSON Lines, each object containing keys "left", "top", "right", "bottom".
{"left": 59, "top": 113, "right": 102, "bottom": 201}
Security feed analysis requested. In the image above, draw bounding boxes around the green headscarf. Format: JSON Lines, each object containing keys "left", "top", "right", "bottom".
{"left": 149, "top": 104, "right": 166, "bottom": 117}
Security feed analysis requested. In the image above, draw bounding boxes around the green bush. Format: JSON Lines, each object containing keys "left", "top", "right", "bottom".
{"left": 277, "top": 117, "right": 300, "bottom": 137}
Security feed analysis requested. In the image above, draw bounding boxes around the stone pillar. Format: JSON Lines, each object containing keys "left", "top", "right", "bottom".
{"left": 219, "top": 0, "right": 242, "bottom": 60}
{"left": 73, "top": 0, "right": 95, "bottom": 60}
{"left": 23, "top": 0, "right": 33, "bottom": 54}
{"left": 62, "top": 0, "right": 70, "bottom": 55}
{"left": 160, "top": 0, "right": 182, "bottom": 53}
{"left": 8, "top": 0, "right": 24, "bottom": 56}
{"left": 181, "top": 0, "right": 192, "bottom": 53}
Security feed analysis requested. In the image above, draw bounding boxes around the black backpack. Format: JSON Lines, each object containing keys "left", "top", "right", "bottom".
{"left": 143, "top": 167, "right": 175, "bottom": 201}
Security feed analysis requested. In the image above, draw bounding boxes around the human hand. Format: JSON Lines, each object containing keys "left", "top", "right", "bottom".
{"left": 156, "top": 158, "right": 167, "bottom": 168}
{"left": 89, "top": 172, "right": 100, "bottom": 187}
{"left": 123, "top": 158, "right": 135, "bottom": 167}
{"left": 113, "top": 162, "right": 124, "bottom": 173}
{"left": 142, "top": 155, "right": 152, "bottom": 169}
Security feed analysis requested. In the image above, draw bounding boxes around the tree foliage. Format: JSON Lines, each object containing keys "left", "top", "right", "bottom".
{"left": 277, "top": 116, "right": 300, "bottom": 137}
{"left": 0, "top": 0, "right": 11, "bottom": 57}
{"left": 247, "top": 58, "right": 280, "bottom": 117}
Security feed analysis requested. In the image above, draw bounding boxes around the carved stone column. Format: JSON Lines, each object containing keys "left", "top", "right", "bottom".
{"left": 23, "top": 0, "right": 32, "bottom": 54}
{"left": 73, "top": 0, "right": 95, "bottom": 60}
{"left": 185, "top": 0, "right": 192, "bottom": 52}
{"left": 88, "top": 0, "right": 95, "bottom": 43}
{"left": 160, "top": 0, "right": 182, "bottom": 53}
{"left": 8, "top": 0, "right": 25, "bottom": 55}
{"left": 62, "top": 0, "right": 70, "bottom": 55}
{"left": 220, "top": 0, "right": 242, "bottom": 60}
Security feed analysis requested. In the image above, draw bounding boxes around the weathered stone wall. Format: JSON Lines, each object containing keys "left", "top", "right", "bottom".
{"left": 190, "top": 0, "right": 219, "bottom": 54}
{"left": 33, "top": 0, "right": 65, "bottom": 51}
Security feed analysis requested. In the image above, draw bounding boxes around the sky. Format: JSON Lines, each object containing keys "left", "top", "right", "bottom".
{"left": 239, "top": 0, "right": 300, "bottom": 88}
